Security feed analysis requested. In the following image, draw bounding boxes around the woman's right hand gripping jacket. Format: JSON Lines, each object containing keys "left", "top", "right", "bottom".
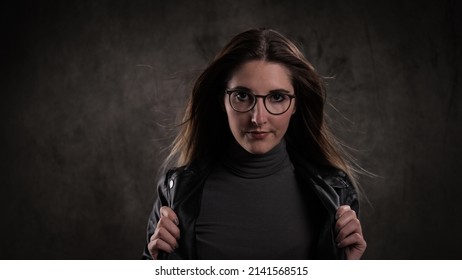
{"left": 148, "top": 206, "right": 181, "bottom": 260}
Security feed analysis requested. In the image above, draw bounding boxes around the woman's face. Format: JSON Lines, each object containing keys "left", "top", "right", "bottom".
{"left": 224, "top": 60, "right": 296, "bottom": 154}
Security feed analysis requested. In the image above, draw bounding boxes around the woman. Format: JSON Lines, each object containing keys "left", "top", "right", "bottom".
{"left": 143, "top": 28, "right": 366, "bottom": 260}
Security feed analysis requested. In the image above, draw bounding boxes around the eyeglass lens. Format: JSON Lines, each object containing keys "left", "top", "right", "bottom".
{"left": 228, "top": 90, "right": 293, "bottom": 115}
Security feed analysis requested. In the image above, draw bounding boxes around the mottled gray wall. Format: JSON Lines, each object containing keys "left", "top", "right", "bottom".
{"left": 2, "top": 0, "right": 461, "bottom": 259}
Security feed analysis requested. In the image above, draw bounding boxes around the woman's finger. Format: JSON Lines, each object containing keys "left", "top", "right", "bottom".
{"left": 335, "top": 206, "right": 362, "bottom": 236}
{"left": 338, "top": 232, "right": 367, "bottom": 260}
{"left": 148, "top": 238, "right": 174, "bottom": 260}
{"left": 160, "top": 206, "right": 179, "bottom": 226}
{"left": 153, "top": 225, "right": 179, "bottom": 247}
{"left": 156, "top": 215, "right": 181, "bottom": 240}
{"left": 336, "top": 217, "right": 361, "bottom": 243}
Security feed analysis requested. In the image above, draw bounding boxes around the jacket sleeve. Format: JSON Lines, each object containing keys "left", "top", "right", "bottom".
{"left": 142, "top": 172, "right": 170, "bottom": 260}
{"left": 142, "top": 197, "right": 161, "bottom": 259}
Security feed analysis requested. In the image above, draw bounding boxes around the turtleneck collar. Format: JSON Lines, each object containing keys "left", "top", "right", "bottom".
{"left": 221, "top": 139, "right": 291, "bottom": 179}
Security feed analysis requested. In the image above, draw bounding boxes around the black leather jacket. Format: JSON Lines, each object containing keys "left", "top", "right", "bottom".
{"left": 142, "top": 154, "right": 359, "bottom": 260}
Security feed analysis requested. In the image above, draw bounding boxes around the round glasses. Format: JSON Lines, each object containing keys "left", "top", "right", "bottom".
{"left": 225, "top": 89, "right": 296, "bottom": 115}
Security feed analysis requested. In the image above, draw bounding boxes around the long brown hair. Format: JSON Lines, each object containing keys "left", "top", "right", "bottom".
{"left": 164, "top": 28, "right": 358, "bottom": 185}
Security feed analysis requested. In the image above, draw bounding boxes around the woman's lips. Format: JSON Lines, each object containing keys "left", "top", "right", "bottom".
{"left": 247, "top": 131, "right": 269, "bottom": 140}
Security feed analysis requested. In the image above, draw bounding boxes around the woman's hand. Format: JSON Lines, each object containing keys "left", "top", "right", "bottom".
{"left": 335, "top": 205, "right": 367, "bottom": 260}
{"left": 148, "top": 206, "right": 181, "bottom": 260}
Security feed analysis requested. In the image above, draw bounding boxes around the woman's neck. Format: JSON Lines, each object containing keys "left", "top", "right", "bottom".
{"left": 221, "top": 140, "right": 290, "bottom": 179}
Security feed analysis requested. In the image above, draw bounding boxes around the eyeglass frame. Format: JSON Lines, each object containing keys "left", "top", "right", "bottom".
{"left": 225, "top": 89, "right": 296, "bottom": 115}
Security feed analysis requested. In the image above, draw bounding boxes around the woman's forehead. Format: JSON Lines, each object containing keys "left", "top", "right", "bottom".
{"left": 227, "top": 60, "right": 293, "bottom": 93}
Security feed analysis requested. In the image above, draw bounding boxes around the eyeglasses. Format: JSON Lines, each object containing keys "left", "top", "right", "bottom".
{"left": 225, "top": 89, "right": 296, "bottom": 115}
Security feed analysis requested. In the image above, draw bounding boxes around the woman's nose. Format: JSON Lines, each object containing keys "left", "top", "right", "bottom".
{"left": 251, "top": 99, "right": 268, "bottom": 126}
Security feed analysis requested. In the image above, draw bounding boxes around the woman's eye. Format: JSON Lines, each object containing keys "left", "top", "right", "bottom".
{"left": 235, "top": 91, "right": 250, "bottom": 100}
{"left": 269, "top": 93, "right": 286, "bottom": 102}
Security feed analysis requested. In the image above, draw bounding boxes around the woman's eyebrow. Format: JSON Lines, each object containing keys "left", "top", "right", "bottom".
{"left": 226, "top": 86, "right": 251, "bottom": 91}
{"left": 227, "top": 86, "right": 292, "bottom": 93}
{"left": 268, "top": 89, "right": 291, "bottom": 94}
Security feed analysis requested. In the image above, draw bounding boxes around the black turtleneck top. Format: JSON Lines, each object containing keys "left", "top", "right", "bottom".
{"left": 195, "top": 140, "right": 317, "bottom": 259}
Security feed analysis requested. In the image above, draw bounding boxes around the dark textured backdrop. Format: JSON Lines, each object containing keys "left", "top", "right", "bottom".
{"left": 2, "top": 0, "right": 461, "bottom": 259}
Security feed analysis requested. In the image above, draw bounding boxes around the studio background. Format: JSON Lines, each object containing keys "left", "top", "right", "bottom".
{"left": 2, "top": 0, "right": 461, "bottom": 259}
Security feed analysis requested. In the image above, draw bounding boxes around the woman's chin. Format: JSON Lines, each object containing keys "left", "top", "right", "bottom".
{"left": 242, "top": 143, "right": 276, "bottom": 155}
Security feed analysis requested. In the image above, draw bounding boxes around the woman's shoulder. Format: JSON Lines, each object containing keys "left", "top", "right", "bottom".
{"left": 157, "top": 160, "right": 211, "bottom": 191}
{"left": 158, "top": 165, "right": 195, "bottom": 187}
{"left": 316, "top": 165, "right": 352, "bottom": 189}
{"left": 291, "top": 156, "right": 353, "bottom": 190}
{"left": 156, "top": 161, "right": 212, "bottom": 207}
